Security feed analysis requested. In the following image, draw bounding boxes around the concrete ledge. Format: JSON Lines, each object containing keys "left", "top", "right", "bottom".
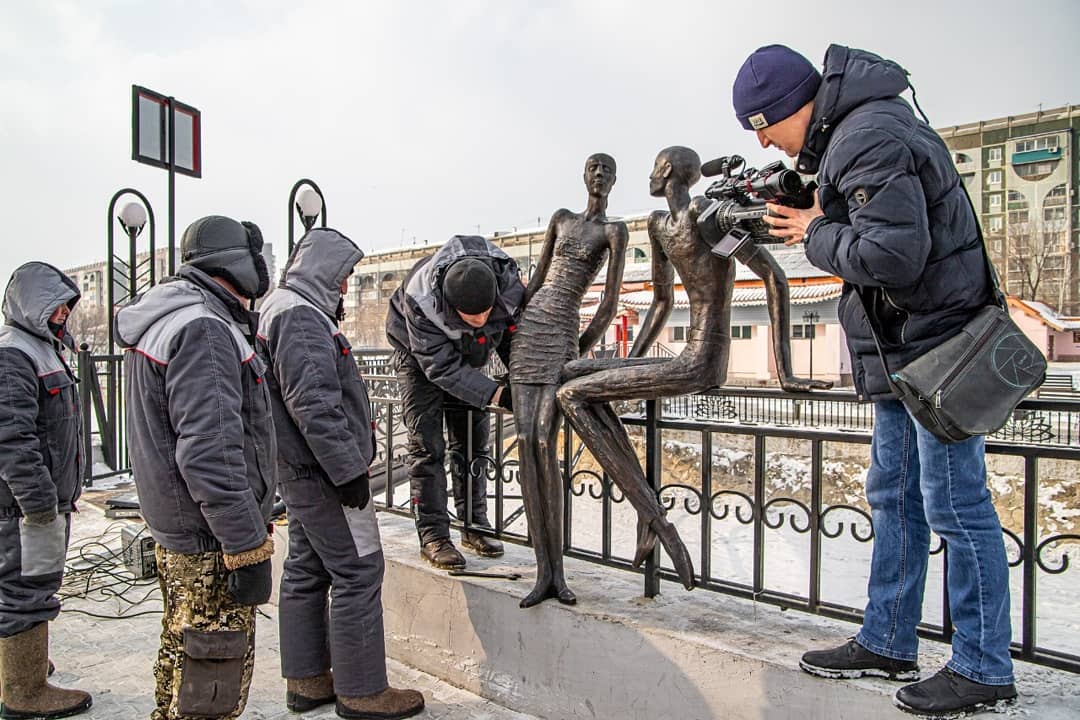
{"left": 375, "top": 512, "right": 1080, "bottom": 720}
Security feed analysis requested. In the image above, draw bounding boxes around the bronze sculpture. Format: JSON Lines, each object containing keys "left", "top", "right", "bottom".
{"left": 509, "top": 153, "right": 628, "bottom": 608}
{"left": 556, "top": 146, "right": 833, "bottom": 591}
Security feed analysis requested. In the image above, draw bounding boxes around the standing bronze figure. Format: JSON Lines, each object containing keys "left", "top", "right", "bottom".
{"left": 509, "top": 154, "right": 628, "bottom": 608}
{"left": 557, "top": 146, "right": 833, "bottom": 590}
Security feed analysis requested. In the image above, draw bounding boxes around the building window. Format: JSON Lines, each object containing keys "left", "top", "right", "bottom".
{"left": 792, "top": 324, "right": 816, "bottom": 339}
{"left": 986, "top": 170, "right": 1002, "bottom": 186}
{"left": 671, "top": 326, "right": 689, "bottom": 342}
{"left": 1044, "top": 207, "right": 1066, "bottom": 223}
{"left": 731, "top": 325, "right": 752, "bottom": 339}
{"left": 987, "top": 147, "right": 1002, "bottom": 163}
{"left": 1015, "top": 136, "right": 1058, "bottom": 153}
{"left": 1045, "top": 184, "right": 1067, "bottom": 205}
{"left": 1015, "top": 161, "right": 1056, "bottom": 180}
{"left": 1073, "top": 332, "right": 1080, "bottom": 344}
{"left": 991, "top": 239, "right": 1003, "bottom": 253}
{"left": 988, "top": 216, "right": 1004, "bottom": 233}
{"left": 988, "top": 194, "right": 1002, "bottom": 210}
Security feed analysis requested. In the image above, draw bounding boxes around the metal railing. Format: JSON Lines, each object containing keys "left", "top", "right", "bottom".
{"left": 77, "top": 348, "right": 129, "bottom": 484}
{"left": 367, "top": 379, "right": 1080, "bottom": 675}
{"left": 74, "top": 349, "right": 1080, "bottom": 674}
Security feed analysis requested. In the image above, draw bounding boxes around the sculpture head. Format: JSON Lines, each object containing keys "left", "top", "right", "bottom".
{"left": 649, "top": 146, "right": 701, "bottom": 197}
{"left": 583, "top": 153, "right": 616, "bottom": 198}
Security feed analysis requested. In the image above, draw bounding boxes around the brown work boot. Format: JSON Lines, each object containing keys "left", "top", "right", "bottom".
{"left": 336, "top": 687, "right": 425, "bottom": 719}
{"left": 461, "top": 530, "right": 504, "bottom": 558}
{"left": 286, "top": 671, "right": 335, "bottom": 712}
{"left": 420, "top": 538, "right": 466, "bottom": 569}
{"left": 0, "top": 623, "right": 92, "bottom": 719}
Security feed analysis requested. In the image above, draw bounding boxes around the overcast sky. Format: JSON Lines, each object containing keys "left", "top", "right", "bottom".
{"left": 1, "top": 0, "right": 1078, "bottom": 283}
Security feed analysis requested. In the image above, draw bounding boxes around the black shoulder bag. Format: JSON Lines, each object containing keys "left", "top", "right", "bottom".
{"left": 855, "top": 187, "right": 1047, "bottom": 444}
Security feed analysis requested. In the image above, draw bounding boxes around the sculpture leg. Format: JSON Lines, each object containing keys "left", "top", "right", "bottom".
{"left": 557, "top": 359, "right": 699, "bottom": 590}
{"left": 512, "top": 384, "right": 554, "bottom": 608}
{"left": 535, "top": 388, "right": 575, "bottom": 605}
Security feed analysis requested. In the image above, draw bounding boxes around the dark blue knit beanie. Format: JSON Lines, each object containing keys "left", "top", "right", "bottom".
{"left": 733, "top": 45, "right": 821, "bottom": 130}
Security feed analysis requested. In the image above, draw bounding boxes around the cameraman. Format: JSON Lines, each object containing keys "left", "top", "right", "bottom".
{"left": 732, "top": 44, "right": 1016, "bottom": 716}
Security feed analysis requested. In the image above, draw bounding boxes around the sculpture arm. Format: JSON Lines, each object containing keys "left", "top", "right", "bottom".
{"left": 630, "top": 218, "right": 674, "bottom": 358}
{"left": 579, "top": 223, "right": 628, "bottom": 356}
{"left": 737, "top": 244, "right": 832, "bottom": 392}
{"left": 523, "top": 211, "right": 562, "bottom": 307}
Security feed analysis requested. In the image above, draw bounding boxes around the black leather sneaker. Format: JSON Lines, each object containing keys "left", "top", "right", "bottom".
{"left": 894, "top": 667, "right": 1017, "bottom": 718}
{"left": 420, "top": 538, "right": 466, "bottom": 570}
{"left": 800, "top": 638, "right": 921, "bottom": 681}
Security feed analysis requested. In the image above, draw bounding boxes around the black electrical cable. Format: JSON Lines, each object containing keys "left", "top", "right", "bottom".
{"left": 59, "top": 521, "right": 163, "bottom": 620}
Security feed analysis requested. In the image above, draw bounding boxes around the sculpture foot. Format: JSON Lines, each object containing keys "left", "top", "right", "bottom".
{"left": 553, "top": 582, "right": 577, "bottom": 605}
{"left": 519, "top": 581, "right": 560, "bottom": 608}
{"left": 632, "top": 515, "right": 659, "bottom": 568}
{"left": 630, "top": 516, "right": 695, "bottom": 590}
{"left": 655, "top": 521, "right": 696, "bottom": 590}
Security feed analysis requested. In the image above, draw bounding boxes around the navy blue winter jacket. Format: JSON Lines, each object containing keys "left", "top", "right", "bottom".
{"left": 798, "top": 45, "right": 992, "bottom": 399}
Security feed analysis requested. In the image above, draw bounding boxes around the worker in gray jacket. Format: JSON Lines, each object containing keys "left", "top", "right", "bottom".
{"left": 0, "top": 262, "right": 92, "bottom": 719}
{"left": 116, "top": 216, "right": 277, "bottom": 720}
{"left": 257, "top": 228, "right": 423, "bottom": 720}
{"left": 385, "top": 235, "right": 523, "bottom": 569}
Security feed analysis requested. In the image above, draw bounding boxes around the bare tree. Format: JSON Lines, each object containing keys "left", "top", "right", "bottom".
{"left": 65, "top": 303, "right": 109, "bottom": 353}
{"left": 1007, "top": 218, "right": 1067, "bottom": 307}
{"left": 341, "top": 304, "right": 391, "bottom": 349}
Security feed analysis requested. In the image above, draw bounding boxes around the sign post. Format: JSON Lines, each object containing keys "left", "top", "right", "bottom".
{"left": 131, "top": 85, "right": 201, "bottom": 275}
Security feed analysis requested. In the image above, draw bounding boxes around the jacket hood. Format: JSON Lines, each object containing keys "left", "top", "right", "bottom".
{"left": 2, "top": 262, "right": 80, "bottom": 340}
{"left": 114, "top": 277, "right": 207, "bottom": 348}
{"left": 797, "top": 44, "right": 912, "bottom": 174}
{"left": 280, "top": 228, "right": 364, "bottom": 318}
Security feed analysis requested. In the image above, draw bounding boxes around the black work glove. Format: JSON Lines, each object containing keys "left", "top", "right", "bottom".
{"left": 226, "top": 559, "right": 272, "bottom": 606}
{"left": 333, "top": 473, "right": 370, "bottom": 509}
{"left": 497, "top": 385, "right": 513, "bottom": 411}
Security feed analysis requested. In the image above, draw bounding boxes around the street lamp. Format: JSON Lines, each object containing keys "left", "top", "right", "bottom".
{"left": 802, "top": 310, "right": 820, "bottom": 380}
{"left": 287, "top": 179, "right": 327, "bottom": 255}
{"left": 106, "top": 188, "right": 156, "bottom": 353}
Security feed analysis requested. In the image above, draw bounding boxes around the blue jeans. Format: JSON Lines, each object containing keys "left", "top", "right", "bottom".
{"left": 855, "top": 399, "right": 1014, "bottom": 685}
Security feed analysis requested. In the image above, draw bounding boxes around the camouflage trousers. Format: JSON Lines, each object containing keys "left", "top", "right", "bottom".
{"left": 151, "top": 545, "right": 256, "bottom": 720}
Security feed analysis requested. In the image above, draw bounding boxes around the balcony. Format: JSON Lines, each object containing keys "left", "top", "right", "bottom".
{"left": 1013, "top": 147, "right": 1063, "bottom": 165}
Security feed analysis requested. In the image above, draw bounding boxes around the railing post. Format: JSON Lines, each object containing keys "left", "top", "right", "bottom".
{"left": 78, "top": 345, "right": 93, "bottom": 487}
{"left": 700, "top": 430, "right": 713, "bottom": 583}
{"left": 464, "top": 409, "right": 474, "bottom": 534}
{"left": 1022, "top": 454, "right": 1038, "bottom": 659}
{"left": 644, "top": 399, "right": 662, "bottom": 598}
{"left": 753, "top": 434, "right": 766, "bottom": 597}
{"left": 384, "top": 402, "right": 394, "bottom": 508}
{"left": 808, "top": 439, "right": 823, "bottom": 610}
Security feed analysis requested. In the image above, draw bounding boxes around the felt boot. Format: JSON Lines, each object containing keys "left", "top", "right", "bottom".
{"left": 0, "top": 623, "right": 91, "bottom": 719}
{"left": 336, "top": 687, "right": 424, "bottom": 719}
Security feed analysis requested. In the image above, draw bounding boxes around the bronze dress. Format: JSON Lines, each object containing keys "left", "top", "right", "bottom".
{"left": 509, "top": 229, "right": 608, "bottom": 385}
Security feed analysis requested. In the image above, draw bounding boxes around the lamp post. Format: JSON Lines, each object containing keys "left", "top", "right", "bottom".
{"left": 106, "top": 189, "right": 155, "bottom": 353}
{"left": 802, "top": 310, "right": 820, "bottom": 380}
{"left": 287, "top": 179, "right": 327, "bottom": 255}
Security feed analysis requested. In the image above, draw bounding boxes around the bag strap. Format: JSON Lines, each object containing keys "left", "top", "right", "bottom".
{"left": 909, "top": 85, "right": 1006, "bottom": 311}
{"left": 851, "top": 85, "right": 1004, "bottom": 393}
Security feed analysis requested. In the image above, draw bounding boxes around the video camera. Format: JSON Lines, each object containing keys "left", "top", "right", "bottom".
{"left": 696, "top": 155, "right": 817, "bottom": 258}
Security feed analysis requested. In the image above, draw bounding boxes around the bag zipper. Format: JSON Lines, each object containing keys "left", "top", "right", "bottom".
{"left": 932, "top": 312, "right": 1004, "bottom": 408}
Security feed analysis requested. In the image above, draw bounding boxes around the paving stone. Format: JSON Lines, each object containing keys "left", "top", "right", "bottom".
{"left": 48, "top": 502, "right": 537, "bottom": 720}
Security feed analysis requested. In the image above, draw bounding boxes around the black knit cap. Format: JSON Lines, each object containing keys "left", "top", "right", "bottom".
{"left": 442, "top": 258, "right": 497, "bottom": 314}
